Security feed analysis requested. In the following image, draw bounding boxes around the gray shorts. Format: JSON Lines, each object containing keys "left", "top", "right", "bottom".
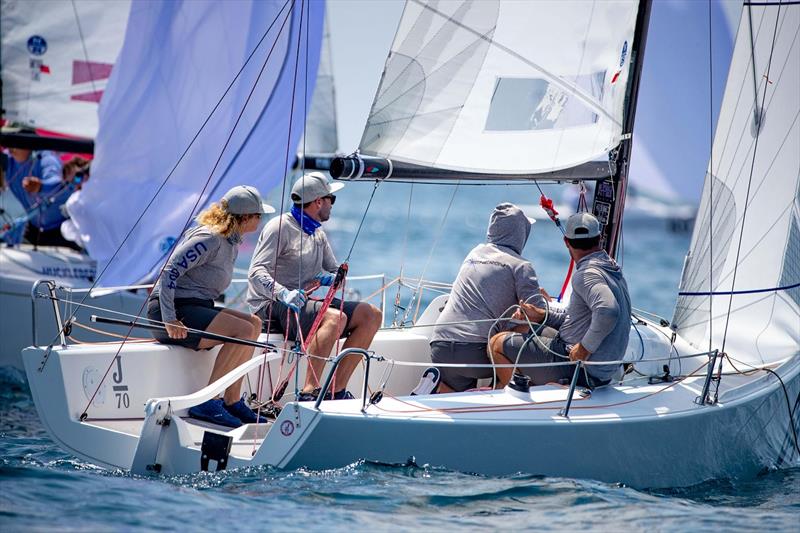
{"left": 262, "top": 297, "right": 359, "bottom": 341}
{"left": 430, "top": 341, "right": 493, "bottom": 392}
{"left": 502, "top": 332, "right": 613, "bottom": 388}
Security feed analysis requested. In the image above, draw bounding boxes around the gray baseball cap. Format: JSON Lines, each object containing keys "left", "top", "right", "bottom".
{"left": 564, "top": 212, "right": 601, "bottom": 239}
{"left": 290, "top": 172, "right": 345, "bottom": 204}
{"left": 222, "top": 185, "right": 275, "bottom": 215}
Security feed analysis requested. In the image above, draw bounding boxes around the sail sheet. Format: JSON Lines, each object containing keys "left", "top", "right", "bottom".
{"left": 1, "top": 0, "right": 130, "bottom": 138}
{"left": 356, "top": 0, "right": 640, "bottom": 176}
{"left": 300, "top": 14, "right": 338, "bottom": 154}
{"left": 66, "top": 0, "right": 324, "bottom": 286}
{"left": 672, "top": 1, "right": 800, "bottom": 365}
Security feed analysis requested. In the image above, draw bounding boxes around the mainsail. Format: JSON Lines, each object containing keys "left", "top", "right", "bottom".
{"left": 350, "top": 0, "right": 641, "bottom": 178}
{"left": 1, "top": 0, "right": 130, "bottom": 138}
{"left": 66, "top": 0, "right": 324, "bottom": 286}
{"left": 672, "top": 0, "right": 799, "bottom": 365}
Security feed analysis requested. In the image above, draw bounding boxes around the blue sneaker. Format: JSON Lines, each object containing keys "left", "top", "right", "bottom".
{"left": 333, "top": 389, "right": 354, "bottom": 400}
{"left": 224, "top": 398, "right": 269, "bottom": 424}
{"left": 188, "top": 399, "right": 242, "bottom": 428}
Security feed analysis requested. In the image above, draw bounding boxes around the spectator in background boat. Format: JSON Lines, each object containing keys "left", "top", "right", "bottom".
{"left": 147, "top": 186, "right": 275, "bottom": 428}
{"left": 247, "top": 172, "right": 383, "bottom": 402}
{"left": 58, "top": 157, "right": 92, "bottom": 250}
{"left": 2, "top": 131, "right": 78, "bottom": 248}
{"left": 488, "top": 212, "right": 631, "bottom": 389}
{"left": 412, "top": 203, "right": 548, "bottom": 395}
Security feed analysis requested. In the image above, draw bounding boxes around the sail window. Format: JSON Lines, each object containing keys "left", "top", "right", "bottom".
{"left": 485, "top": 74, "right": 606, "bottom": 131}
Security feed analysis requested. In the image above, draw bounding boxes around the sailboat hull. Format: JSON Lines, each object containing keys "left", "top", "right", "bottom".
{"left": 21, "top": 332, "right": 799, "bottom": 488}
{"left": 0, "top": 246, "right": 147, "bottom": 370}
{"left": 269, "top": 358, "right": 799, "bottom": 488}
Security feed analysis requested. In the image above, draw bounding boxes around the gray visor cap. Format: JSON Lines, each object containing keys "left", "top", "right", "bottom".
{"left": 222, "top": 185, "right": 275, "bottom": 215}
{"left": 290, "top": 172, "right": 345, "bottom": 204}
{"left": 564, "top": 212, "right": 601, "bottom": 239}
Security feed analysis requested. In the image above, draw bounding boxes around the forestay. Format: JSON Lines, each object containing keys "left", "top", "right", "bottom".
{"left": 672, "top": 1, "right": 800, "bottom": 365}
{"left": 66, "top": 0, "right": 323, "bottom": 287}
{"left": 0, "top": 0, "right": 130, "bottom": 138}
{"left": 358, "top": 0, "right": 640, "bottom": 176}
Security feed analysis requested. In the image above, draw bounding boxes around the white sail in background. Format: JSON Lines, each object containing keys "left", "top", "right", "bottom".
{"left": 672, "top": 1, "right": 800, "bottom": 365}
{"left": 0, "top": 0, "right": 130, "bottom": 138}
{"left": 358, "top": 0, "right": 640, "bottom": 175}
{"left": 66, "top": 0, "right": 324, "bottom": 286}
{"left": 301, "top": 14, "right": 338, "bottom": 154}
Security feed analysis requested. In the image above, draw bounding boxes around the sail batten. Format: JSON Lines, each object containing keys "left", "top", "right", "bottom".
{"left": 355, "top": 0, "right": 641, "bottom": 179}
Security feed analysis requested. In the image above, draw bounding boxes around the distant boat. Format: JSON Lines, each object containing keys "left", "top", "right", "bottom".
{"left": 22, "top": 0, "right": 798, "bottom": 489}
{"left": 0, "top": 0, "right": 144, "bottom": 369}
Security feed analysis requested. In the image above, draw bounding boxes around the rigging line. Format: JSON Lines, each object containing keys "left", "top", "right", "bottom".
{"left": 70, "top": 0, "right": 98, "bottom": 98}
{"left": 50, "top": 0, "right": 294, "bottom": 349}
{"left": 344, "top": 180, "right": 381, "bottom": 263}
{"left": 79, "top": 2, "right": 297, "bottom": 416}
{"left": 719, "top": 0, "right": 784, "bottom": 373}
{"left": 407, "top": 0, "right": 619, "bottom": 126}
{"left": 708, "top": 0, "right": 715, "bottom": 378}
{"left": 400, "top": 180, "right": 461, "bottom": 326}
{"left": 263, "top": 0, "right": 307, "bottom": 351}
{"left": 393, "top": 182, "right": 415, "bottom": 326}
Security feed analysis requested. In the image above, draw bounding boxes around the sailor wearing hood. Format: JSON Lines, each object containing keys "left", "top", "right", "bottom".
{"left": 489, "top": 212, "right": 631, "bottom": 388}
{"left": 421, "top": 203, "right": 547, "bottom": 393}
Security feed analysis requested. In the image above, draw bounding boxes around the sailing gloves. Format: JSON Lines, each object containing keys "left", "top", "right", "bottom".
{"left": 278, "top": 288, "right": 307, "bottom": 313}
{"left": 314, "top": 271, "right": 335, "bottom": 286}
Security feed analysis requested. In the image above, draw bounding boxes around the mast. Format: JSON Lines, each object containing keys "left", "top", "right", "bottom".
{"left": 594, "top": 0, "right": 652, "bottom": 259}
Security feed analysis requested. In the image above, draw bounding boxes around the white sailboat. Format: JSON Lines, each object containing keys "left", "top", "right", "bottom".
{"left": 21, "top": 0, "right": 799, "bottom": 489}
{"left": 0, "top": 0, "right": 144, "bottom": 369}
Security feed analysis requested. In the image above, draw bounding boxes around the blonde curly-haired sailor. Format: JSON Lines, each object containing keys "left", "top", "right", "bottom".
{"left": 148, "top": 185, "right": 274, "bottom": 428}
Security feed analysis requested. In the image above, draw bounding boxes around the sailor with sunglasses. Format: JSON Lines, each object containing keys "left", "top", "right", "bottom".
{"left": 247, "top": 172, "right": 382, "bottom": 401}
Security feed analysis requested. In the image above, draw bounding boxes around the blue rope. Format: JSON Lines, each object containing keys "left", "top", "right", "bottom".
{"left": 678, "top": 282, "right": 800, "bottom": 297}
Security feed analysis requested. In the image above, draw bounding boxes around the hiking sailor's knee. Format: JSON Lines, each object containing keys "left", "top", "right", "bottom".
{"left": 324, "top": 308, "right": 347, "bottom": 335}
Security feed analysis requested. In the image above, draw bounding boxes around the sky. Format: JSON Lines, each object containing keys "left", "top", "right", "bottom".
{"left": 325, "top": 0, "right": 743, "bottom": 203}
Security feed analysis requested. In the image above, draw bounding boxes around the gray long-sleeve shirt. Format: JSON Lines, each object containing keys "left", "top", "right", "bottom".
{"left": 247, "top": 212, "right": 337, "bottom": 314}
{"left": 151, "top": 226, "right": 240, "bottom": 322}
{"left": 548, "top": 250, "right": 631, "bottom": 380}
{"left": 432, "top": 203, "right": 546, "bottom": 344}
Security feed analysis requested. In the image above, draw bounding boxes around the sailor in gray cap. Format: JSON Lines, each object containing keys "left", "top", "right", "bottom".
{"left": 488, "top": 212, "right": 631, "bottom": 389}
{"left": 247, "top": 172, "right": 382, "bottom": 401}
{"left": 148, "top": 185, "right": 275, "bottom": 428}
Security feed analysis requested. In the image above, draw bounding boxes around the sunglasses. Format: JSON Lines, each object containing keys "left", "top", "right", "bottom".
{"left": 322, "top": 194, "right": 336, "bottom": 205}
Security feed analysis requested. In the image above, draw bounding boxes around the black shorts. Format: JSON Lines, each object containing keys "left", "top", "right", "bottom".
{"left": 430, "top": 341, "right": 493, "bottom": 392}
{"left": 263, "top": 297, "right": 359, "bottom": 341}
{"left": 147, "top": 297, "right": 222, "bottom": 350}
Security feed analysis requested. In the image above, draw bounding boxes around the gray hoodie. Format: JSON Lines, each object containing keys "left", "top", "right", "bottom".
{"left": 548, "top": 250, "right": 631, "bottom": 380}
{"left": 431, "top": 203, "right": 545, "bottom": 344}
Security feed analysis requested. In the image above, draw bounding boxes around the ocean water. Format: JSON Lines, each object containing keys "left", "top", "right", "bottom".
{"left": 2, "top": 182, "right": 799, "bottom": 530}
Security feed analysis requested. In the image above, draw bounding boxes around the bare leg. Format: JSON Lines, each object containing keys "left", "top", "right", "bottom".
{"left": 303, "top": 309, "right": 347, "bottom": 392}
{"left": 488, "top": 332, "right": 515, "bottom": 388}
{"left": 197, "top": 309, "right": 261, "bottom": 405}
{"left": 333, "top": 303, "right": 382, "bottom": 391}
